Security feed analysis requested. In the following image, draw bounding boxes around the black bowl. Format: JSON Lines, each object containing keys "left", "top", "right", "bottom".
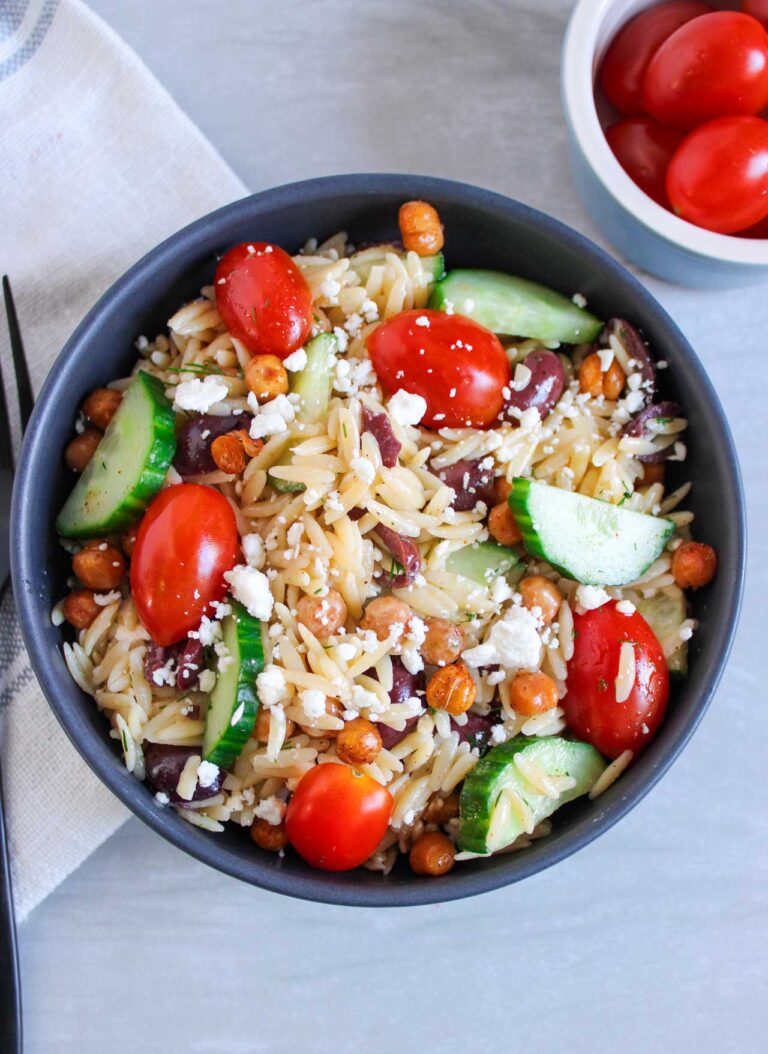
{"left": 11, "top": 175, "right": 745, "bottom": 906}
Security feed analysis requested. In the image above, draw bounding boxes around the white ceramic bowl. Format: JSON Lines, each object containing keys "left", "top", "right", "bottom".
{"left": 562, "top": 0, "right": 768, "bottom": 287}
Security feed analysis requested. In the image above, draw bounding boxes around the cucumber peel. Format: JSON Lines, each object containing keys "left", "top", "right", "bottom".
{"left": 509, "top": 477, "right": 674, "bottom": 586}
{"left": 56, "top": 371, "right": 176, "bottom": 538}
{"left": 458, "top": 735, "right": 606, "bottom": 855}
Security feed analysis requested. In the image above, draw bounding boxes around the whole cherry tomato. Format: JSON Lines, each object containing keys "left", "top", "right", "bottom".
{"left": 605, "top": 118, "right": 684, "bottom": 207}
{"left": 366, "top": 309, "right": 510, "bottom": 430}
{"left": 599, "top": 1, "right": 712, "bottom": 116}
{"left": 563, "top": 601, "right": 669, "bottom": 759}
{"left": 285, "top": 763, "right": 394, "bottom": 871}
{"left": 666, "top": 116, "right": 768, "bottom": 233}
{"left": 214, "top": 242, "right": 313, "bottom": 359}
{"left": 736, "top": 213, "right": 768, "bottom": 238}
{"left": 642, "top": 11, "right": 768, "bottom": 130}
{"left": 742, "top": 1, "right": 768, "bottom": 29}
{"left": 131, "top": 484, "right": 239, "bottom": 646}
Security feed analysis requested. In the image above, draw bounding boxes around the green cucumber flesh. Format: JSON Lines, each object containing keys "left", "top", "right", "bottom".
{"left": 458, "top": 735, "right": 606, "bottom": 855}
{"left": 202, "top": 601, "right": 266, "bottom": 768}
{"left": 635, "top": 587, "right": 688, "bottom": 679}
{"left": 56, "top": 371, "right": 176, "bottom": 538}
{"left": 290, "top": 332, "right": 337, "bottom": 424}
{"left": 510, "top": 478, "right": 674, "bottom": 587}
{"left": 429, "top": 269, "right": 602, "bottom": 344}
{"left": 445, "top": 540, "right": 521, "bottom": 585}
{"left": 349, "top": 244, "right": 444, "bottom": 284}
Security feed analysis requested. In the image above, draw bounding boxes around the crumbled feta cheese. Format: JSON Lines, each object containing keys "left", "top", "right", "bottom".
{"left": 173, "top": 375, "right": 228, "bottom": 413}
{"left": 248, "top": 393, "right": 296, "bottom": 439}
{"left": 223, "top": 565, "right": 274, "bottom": 620}
{"left": 242, "top": 533, "right": 266, "bottom": 569}
{"left": 198, "top": 669, "right": 216, "bottom": 693}
{"left": 332, "top": 326, "right": 349, "bottom": 352}
{"left": 511, "top": 363, "right": 532, "bottom": 392}
{"left": 576, "top": 584, "right": 611, "bottom": 612}
{"left": 254, "top": 795, "right": 286, "bottom": 826}
{"left": 415, "top": 315, "right": 430, "bottom": 328}
{"left": 283, "top": 347, "right": 307, "bottom": 372}
{"left": 615, "top": 599, "right": 636, "bottom": 616}
{"left": 94, "top": 590, "right": 121, "bottom": 606}
{"left": 361, "top": 298, "right": 379, "bottom": 322}
{"left": 336, "top": 641, "right": 357, "bottom": 663}
{"left": 154, "top": 791, "right": 170, "bottom": 805}
{"left": 256, "top": 665, "right": 288, "bottom": 708}
{"left": 352, "top": 684, "right": 383, "bottom": 711}
{"left": 350, "top": 456, "right": 375, "bottom": 484}
{"left": 388, "top": 389, "right": 427, "bottom": 426}
{"left": 490, "top": 724, "right": 506, "bottom": 744}
{"left": 597, "top": 347, "right": 614, "bottom": 372}
{"left": 463, "top": 606, "right": 542, "bottom": 670}
{"left": 300, "top": 688, "right": 327, "bottom": 718}
{"left": 572, "top": 293, "right": 587, "bottom": 308}
{"left": 490, "top": 576, "right": 514, "bottom": 604}
{"left": 192, "top": 615, "right": 222, "bottom": 647}
{"left": 211, "top": 600, "right": 232, "bottom": 620}
{"left": 197, "top": 760, "right": 220, "bottom": 789}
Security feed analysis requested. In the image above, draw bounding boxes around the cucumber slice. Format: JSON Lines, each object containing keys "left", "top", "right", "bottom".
{"left": 267, "top": 448, "right": 306, "bottom": 494}
{"left": 56, "top": 371, "right": 176, "bottom": 538}
{"left": 202, "top": 601, "right": 266, "bottom": 768}
{"left": 635, "top": 588, "right": 688, "bottom": 679}
{"left": 458, "top": 735, "right": 606, "bottom": 855}
{"left": 445, "top": 540, "right": 521, "bottom": 585}
{"left": 510, "top": 478, "right": 674, "bottom": 586}
{"left": 430, "top": 269, "right": 602, "bottom": 344}
{"left": 349, "top": 244, "right": 444, "bottom": 285}
{"left": 290, "top": 332, "right": 337, "bottom": 424}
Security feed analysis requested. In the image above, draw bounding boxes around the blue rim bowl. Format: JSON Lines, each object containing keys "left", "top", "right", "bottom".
{"left": 11, "top": 174, "right": 746, "bottom": 906}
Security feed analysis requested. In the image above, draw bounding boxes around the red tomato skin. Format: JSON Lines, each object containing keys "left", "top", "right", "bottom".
{"left": 605, "top": 118, "right": 684, "bottom": 207}
{"left": 736, "top": 212, "right": 768, "bottom": 237}
{"left": 214, "top": 242, "right": 313, "bottom": 359}
{"left": 642, "top": 12, "right": 768, "bottom": 130}
{"left": 599, "top": 1, "right": 712, "bottom": 116}
{"left": 131, "top": 484, "right": 239, "bottom": 646}
{"left": 563, "top": 602, "right": 669, "bottom": 760}
{"left": 666, "top": 116, "right": 768, "bottom": 233}
{"left": 285, "top": 764, "right": 394, "bottom": 871}
{"left": 742, "top": 1, "right": 768, "bottom": 29}
{"left": 366, "top": 309, "right": 510, "bottom": 430}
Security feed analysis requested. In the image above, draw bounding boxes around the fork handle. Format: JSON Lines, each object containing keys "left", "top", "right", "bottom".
{"left": 0, "top": 758, "right": 22, "bottom": 1054}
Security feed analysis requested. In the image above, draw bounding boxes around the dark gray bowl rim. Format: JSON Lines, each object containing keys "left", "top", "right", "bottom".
{"left": 11, "top": 174, "right": 746, "bottom": 907}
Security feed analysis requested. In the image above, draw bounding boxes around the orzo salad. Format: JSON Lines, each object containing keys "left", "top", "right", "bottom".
{"left": 54, "top": 200, "right": 717, "bottom": 876}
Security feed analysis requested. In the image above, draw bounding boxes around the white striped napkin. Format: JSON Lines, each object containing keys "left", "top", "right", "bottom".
{"left": 0, "top": 0, "right": 246, "bottom": 919}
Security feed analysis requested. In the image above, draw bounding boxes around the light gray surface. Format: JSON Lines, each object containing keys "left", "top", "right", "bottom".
{"left": 20, "top": 1, "right": 767, "bottom": 1052}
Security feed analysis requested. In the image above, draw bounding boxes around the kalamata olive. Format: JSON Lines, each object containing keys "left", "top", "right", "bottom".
{"left": 176, "top": 638, "right": 205, "bottom": 691}
{"left": 432, "top": 458, "right": 497, "bottom": 512}
{"left": 373, "top": 525, "right": 422, "bottom": 587}
{"left": 622, "top": 401, "right": 682, "bottom": 463}
{"left": 453, "top": 712, "right": 496, "bottom": 754}
{"left": 173, "top": 412, "right": 251, "bottom": 476}
{"left": 144, "top": 642, "right": 174, "bottom": 686}
{"left": 361, "top": 405, "right": 401, "bottom": 468}
{"left": 600, "top": 319, "right": 656, "bottom": 400}
{"left": 144, "top": 743, "right": 223, "bottom": 804}
{"left": 502, "top": 349, "right": 565, "bottom": 423}
{"left": 378, "top": 716, "right": 419, "bottom": 751}
{"left": 347, "top": 507, "right": 366, "bottom": 521}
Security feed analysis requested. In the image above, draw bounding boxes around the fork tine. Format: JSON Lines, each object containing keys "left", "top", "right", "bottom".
{"left": 0, "top": 341, "right": 13, "bottom": 472}
{"left": 2, "top": 277, "right": 34, "bottom": 433}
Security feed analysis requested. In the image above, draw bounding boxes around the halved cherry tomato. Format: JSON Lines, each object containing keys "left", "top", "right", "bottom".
{"left": 131, "top": 484, "right": 239, "bottom": 646}
{"left": 606, "top": 118, "right": 684, "bottom": 207}
{"left": 214, "top": 242, "right": 313, "bottom": 359}
{"left": 285, "top": 763, "right": 393, "bottom": 871}
{"left": 367, "top": 309, "right": 509, "bottom": 430}
{"left": 742, "top": 1, "right": 768, "bottom": 29}
{"left": 642, "top": 12, "right": 768, "bottom": 130}
{"left": 563, "top": 601, "right": 669, "bottom": 759}
{"left": 666, "top": 116, "right": 768, "bottom": 233}
{"left": 599, "top": 1, "right": 712, "bottom": 116}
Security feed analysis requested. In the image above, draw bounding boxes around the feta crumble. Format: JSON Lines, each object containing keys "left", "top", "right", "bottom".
{"left": 248, "top": 393, "right": 296, "bottom": 439}
{"left": 172, "top": 375, "right": 228, "bottom": 413}
{"left": 576, "top": 584, "right": 611, "bottom": 612}
{"left": 254, "top": 795, "right": 286, "bottom": 826}
{"left": 223, "top": 565, "right": 274, "bottom": 620}
{"left": 242, "top": 533, "right": 266, "bottom": 569}
{"left": 462, "top": 606, "right": 542, "bottom": 671}
{"left": 388, "top": 389, "right": 427, "bottom": 426}
{"left": 197, "top": 760, "right": 220, "bottom": 789}
{"left": 256, "top": 665, "right": 289, "bottom": 708}
{"left": 300, "top": 688, "right": 327, "bottom": 718}
{"left": 283, "top": 347, "right": 308, "bottom": 372}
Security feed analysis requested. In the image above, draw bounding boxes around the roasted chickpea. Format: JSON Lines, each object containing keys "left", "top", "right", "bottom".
{"left": 421, "top": 617, "right": 464, "bottom": 667}
{"left": 672, "top": 541, "right": 717, "bottom": 590}
{"left": 72, "top": 541, "right": 126, "bottom": 590}
{"left": 426, "top": 661, "right": 476, "bottom": 716}
{"left": 518, "top": 575, "right": 562, "bottom": 625}
{"left": 250, "top": 817, "right": 289, "bottom": 852}
{"left": 398, "top": 200, "right": 444, "bottom": 256}
{"left": 64, "top": 428, "right": 101, "bottom": 473}
{"left": 422, "top": 791, "right": 460, "bottom": 826}
{"left": 508, "top": 670, "right": 559, "bottom": 717}
{"left": 488, "top": 501, "right": 522, "bottom": 546}
{"left": 641, "top": 462, "right": 665, "bottom": 486}
{"left": 360, "top": 596, "right": 411, "bottom": 641}
{"left": 494, "top": 476, "right": 513, "bottom": 504}
{"left": 254, "top": 708, "right": 296, "bottom": 743}
{"left": 579, "top": 352, "right": 626, "bottom": 400}
{"left": 82, "top": 388, "right": 122, "bottom": 430}
{"left": 120, "top": 527, "right": 138, "bottom": 558}
{"left": 409, "top": 832, "right": 456, "bottom": 876}
{"left": 244, "top": 354, "right": 289, "bottom": 402}
{"left": 62, "top": 589, "right": 100, "bottom": 629}
{"left": 296, "top": 589, "right": 347, "bottom": 640}
{"left": 211, "top": 432, "right": 247, "bottom": 474}
{"left": 336, "top": 717, "right": 382, "bottom": 766}
{"left": 299, "top": 697, "right": 343, "bottom": 738}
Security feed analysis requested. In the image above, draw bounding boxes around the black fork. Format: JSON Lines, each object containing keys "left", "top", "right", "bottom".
{"left": 0, "top": 274, "right": 31, "bottom": 1054}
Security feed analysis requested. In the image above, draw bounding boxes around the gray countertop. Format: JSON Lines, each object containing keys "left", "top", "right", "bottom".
{"left": 20, "top": 1, "right": 767, "bottom": 1051}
